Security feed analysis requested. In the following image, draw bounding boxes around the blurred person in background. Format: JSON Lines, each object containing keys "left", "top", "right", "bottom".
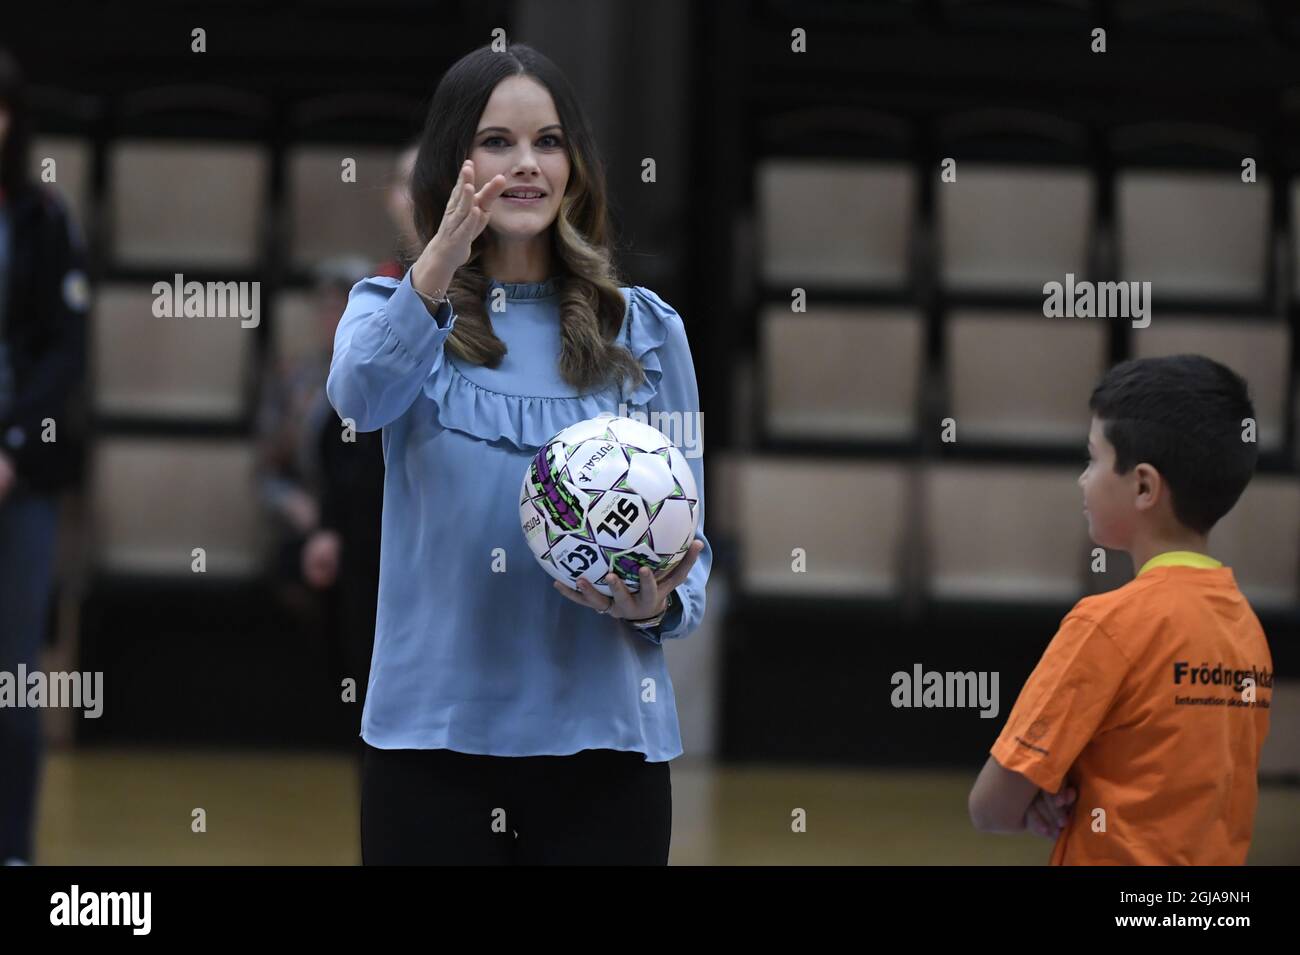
{"left": 255, "top": 257, "right": 368, "bottom": 586}
{"left": 373, "top": 142, "right": 420, "bottom": 280}
{"left": 255, "top": 255, "right": 370, "bottom": 741}
{"left": 302, "top": 143, "right": 424, "bottom": 749}
{"left": 0, "top": 47, "right": 90, "bottom": 866}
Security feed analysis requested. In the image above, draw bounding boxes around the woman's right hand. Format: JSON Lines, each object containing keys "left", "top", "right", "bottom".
{"left": 411, "top": 159, "right": 508, "bottom": 296}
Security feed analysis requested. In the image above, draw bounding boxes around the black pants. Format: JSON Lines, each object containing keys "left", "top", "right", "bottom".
{"left": 361, "top": 744, "right": 672, "bottom": 865}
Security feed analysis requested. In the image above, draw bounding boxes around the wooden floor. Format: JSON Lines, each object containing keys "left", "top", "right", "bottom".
{"left": 30, "top": 748, "right": 1300, "bottom": 865}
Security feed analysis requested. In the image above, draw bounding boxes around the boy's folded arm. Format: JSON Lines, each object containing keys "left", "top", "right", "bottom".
{"left": 972, "top": 613, "right": 1128, "bottom": 834}
{"left": 968, "top": 754, "right": 1041, "bottom": 833}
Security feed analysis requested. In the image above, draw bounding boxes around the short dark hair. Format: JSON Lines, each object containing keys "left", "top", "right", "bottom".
{"left": 1089, "top": 354, "right": 1258, "bottom": 535}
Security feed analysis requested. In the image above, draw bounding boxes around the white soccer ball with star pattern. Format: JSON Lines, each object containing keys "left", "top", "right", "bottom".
{"left": 520, "top": 413, "right": 699, "bottom": 598}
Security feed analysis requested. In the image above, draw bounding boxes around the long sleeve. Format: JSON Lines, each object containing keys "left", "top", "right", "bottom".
{"left": 326, "top": 270, "right": 457, "bottom": 433}
{"left": 3, "top": 193, "right": 89, "bottom": 477}
{"left": 355, "top": 275, "right": 701, "bottom": 761}
{"left": 624, "top": 287, "right": 712, "bottom": 646}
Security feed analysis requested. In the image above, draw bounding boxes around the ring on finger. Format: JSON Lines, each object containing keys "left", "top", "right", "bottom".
{"left": 590, "top": 580, "right": 614, "bottom": 615}
{"left": 582, "top": 579, "right": 613, "bottom": 615}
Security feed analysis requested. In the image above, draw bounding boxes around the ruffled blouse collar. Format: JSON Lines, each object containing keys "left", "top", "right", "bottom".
{"left": 419, "top": 285, "right": 668, "bottom": 451}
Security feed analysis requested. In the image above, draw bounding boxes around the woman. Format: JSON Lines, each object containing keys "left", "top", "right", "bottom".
{"left": 327, "top": 43, "right": 710, "bottom": 865}
{"left": 0, "top": 47, "right": 90, "bottom": 866}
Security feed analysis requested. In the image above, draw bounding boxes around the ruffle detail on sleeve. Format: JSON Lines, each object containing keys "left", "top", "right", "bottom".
{"left": 417, "top": 285, "right": 672, "bottom": 451}
{"left": 618, "top": 285, "right": 670, "bottom": 410}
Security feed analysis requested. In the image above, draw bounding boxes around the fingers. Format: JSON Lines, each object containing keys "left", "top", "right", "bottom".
{"left": 1026, "top": 799, "right": 1059, "bottom": 839}
{"left": 606, "top": 568, "right": 658, "bottom": 618}
{"left": 553, "top": 578, "right": 608, "bottom": 612}
{"left": 447, "top": 161, "right": 480, "bottom": 220}
{"left": 1044, "top": 787, "right": 1077, "bottom": 834}
{"left": 1029, "top": 789, "right": 1073, "bottom": 837}
{"left": 654, "top": 539, "right": 704, "bottom": 591}
{"left": 441, "top": 160, "right": 505, "bottom": 247}
{"left": 552, "top": 567, "right": 665, "bottom": 619}
{"left": 1039, "top": 793, "right": 1069, "bottom": 830}
{"left": 444, "top": 161, "right": 471, "bottom": 218}
{"left": 475, "top": 172, "right": 508, "bottom": 208}
{"left": 1023, "top": 798, "right": 1049, "bottom": 837}
{"left": 578, "top": 576, "right": 613, "bottom": 609}
{"left": 633, "top": 567, "right": 659, "bottom": 609}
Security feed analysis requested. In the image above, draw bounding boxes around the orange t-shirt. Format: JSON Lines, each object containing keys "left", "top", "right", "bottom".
{"left": 991, "top": 564, "right": 1273, "bottom": 865}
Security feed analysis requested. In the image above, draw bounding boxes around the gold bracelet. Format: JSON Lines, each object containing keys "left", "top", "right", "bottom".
{"left": 414, "top": 285, "right": 450, "bottom": 312}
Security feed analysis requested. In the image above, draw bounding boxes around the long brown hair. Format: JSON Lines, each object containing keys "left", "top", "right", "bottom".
{"left": 409, "top": 43, "right": 645, "bottom": 395}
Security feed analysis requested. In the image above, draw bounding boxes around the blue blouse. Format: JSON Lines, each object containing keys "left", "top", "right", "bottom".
{"left": 326, "top": 269, "right": 712, "bottom": 762}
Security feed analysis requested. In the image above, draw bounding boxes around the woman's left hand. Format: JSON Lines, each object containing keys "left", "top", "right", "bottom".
{"left": 554, "top": 539, "right": 705, "bottom": 621}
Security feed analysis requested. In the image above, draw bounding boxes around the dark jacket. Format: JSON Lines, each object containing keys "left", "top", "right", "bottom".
{"left": 0, "top": 185, "right": 90, "bottom": 494}
{"left": 318, "top": 408, "right": 385, "bottom": 577}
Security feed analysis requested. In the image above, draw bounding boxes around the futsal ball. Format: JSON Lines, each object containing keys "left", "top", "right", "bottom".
{"left": 520, "top": 413, "right": 699, "bottom": 598}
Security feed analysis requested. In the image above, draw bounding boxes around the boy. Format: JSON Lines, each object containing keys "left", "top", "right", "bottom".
{"left": 968, "top": 354, "right": 1274, "bottom": 864}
